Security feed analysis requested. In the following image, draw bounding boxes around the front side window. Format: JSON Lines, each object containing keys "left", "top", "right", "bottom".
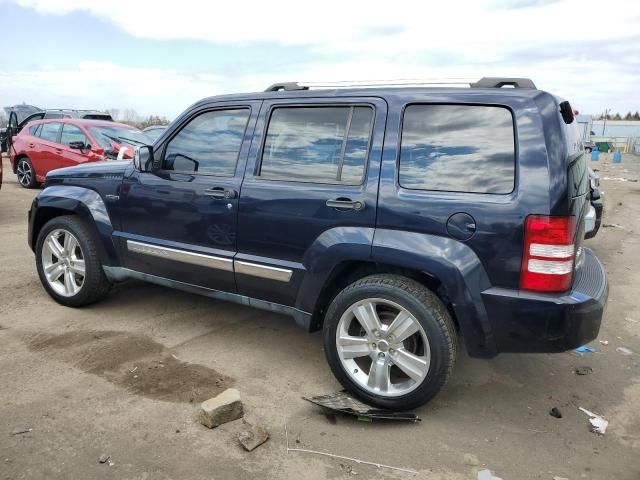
{"left": 259, "top": 106, "right": 373, "bottom": 184}
{"left": 163, "top": 109, "right": 250, "bottom": 175}
{"left": 61, "top": 124, "right": 89, "bottom": 146}
{"left": 39, "top": 123, "right": 62, "bottom": 143}
{"left": 399, "top": 105, "right": 515, "bottom": 194}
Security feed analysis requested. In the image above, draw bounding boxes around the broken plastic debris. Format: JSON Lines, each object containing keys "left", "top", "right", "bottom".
{"left": 599, "top": 340, "right": 609, "bottom": 346}
{"left": 616, "top": 347, "right": 633, "bottom": 356}
{"left": 579, "top": 407, "right": 608, "bottom": 435}
{"left": 477, "top": 469, "right": 503, "bottom": 480}
{"left": 303, "top": 391, "right": 420, "bottom": 422}
{"left": 603, "top": 223, "right": 625, "bottom": 229}
{"left": 575, "top": 345, "right": 596, "bottom": 354}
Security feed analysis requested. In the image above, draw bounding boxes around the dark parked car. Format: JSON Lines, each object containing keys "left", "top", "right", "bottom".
{"left": 10, "top": 119, "right": 150, "bottom": 188}
{"left": 27, "top": 78, "right": 608, "bottom": 409}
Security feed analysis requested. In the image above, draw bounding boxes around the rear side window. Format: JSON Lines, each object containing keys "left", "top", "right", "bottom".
{"left": 39, "top": 123, "right": 62, "bottom": 143}
{"left": 164, "top": 109, "right": 249, "bottom": 175}
{"left": 399, "top": 105, "right": 515, "bottom": 194}
{"left": 259, "top": 106, "right": 374, "bottom": 184}
{"left": 28, "top": 124, "right": 40, "bottom": 136}
{"left": 61, "top": 124, "right": 89, "bottom": 146}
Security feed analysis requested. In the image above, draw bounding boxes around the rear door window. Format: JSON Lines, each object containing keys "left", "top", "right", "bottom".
{"left": 28, "top": 124, "right": 41, "bottom": 136}
{"left": 259, "top": 106, "right": 374, "bottom": 184}
{"left": 39, "top": 123, "right": 62, "bottom": 143}
{"left": 399, "top": 104, "right": 515, "bottom": 194}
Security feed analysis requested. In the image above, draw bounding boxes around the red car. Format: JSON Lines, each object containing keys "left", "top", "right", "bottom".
{"left": 9, "top": 119, "right": 151, "bottom": 188}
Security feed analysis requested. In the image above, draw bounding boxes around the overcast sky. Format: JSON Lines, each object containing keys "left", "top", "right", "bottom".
{"left": 1, "top": 0, "right": 639, "bottom": 119}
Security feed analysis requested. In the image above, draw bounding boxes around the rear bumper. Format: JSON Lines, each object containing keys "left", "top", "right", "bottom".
{"left": 481, "top": 248, "right": 607, "bottom": 353}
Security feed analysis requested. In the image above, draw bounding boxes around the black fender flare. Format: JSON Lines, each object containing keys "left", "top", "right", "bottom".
{"left": 29, "top": 186, "right": 119, "bottom": 266}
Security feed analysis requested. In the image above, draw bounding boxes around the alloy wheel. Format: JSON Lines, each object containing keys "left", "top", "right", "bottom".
{"left": 336, "top": 298, "right": 430, "bottom": 397}
{"left": 16, "top": 160, "right": 33, "bottom": 187}
{"left": 41, "top": 229, "right": 86, "bottom": 297}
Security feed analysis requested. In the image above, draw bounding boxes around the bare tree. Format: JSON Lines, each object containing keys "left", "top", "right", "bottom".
{"left": 122, "top": 108, "right": 140, "bottom": 125}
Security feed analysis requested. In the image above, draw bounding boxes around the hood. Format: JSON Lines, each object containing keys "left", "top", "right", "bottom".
{"left": 46, "top": 160, "right": 131, "bottom": 182}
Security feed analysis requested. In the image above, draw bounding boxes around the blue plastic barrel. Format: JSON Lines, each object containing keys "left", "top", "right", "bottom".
{"left": 613, "top": 151, "right": 622, "bottom": 163}
{"left": 591, "top": 147, "right": 599, "bottom": 161}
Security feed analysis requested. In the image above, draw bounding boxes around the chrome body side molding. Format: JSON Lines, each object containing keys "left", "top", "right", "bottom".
{"left": 126, "top": 240, "right": 293, "bottom": 282}
{"left": 126, "top": 240, "right": 233, "bottom": 272}
{"left": 234, "top": 260, "right": 293, "bottom": 282}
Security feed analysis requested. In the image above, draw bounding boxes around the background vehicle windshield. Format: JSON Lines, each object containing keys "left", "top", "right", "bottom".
{"left": 143, "top": 127, "right": 166, "bottom": 142}
{"left": 88, "top": 125, "right": 152, "bottom": 149}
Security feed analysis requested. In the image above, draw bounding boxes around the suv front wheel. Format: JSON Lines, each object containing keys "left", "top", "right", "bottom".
{"left": 323, "top": 274, "right": 457, "bottom": 410}
{"left": 35, "top": 216, "right": 112, "bottom": 307}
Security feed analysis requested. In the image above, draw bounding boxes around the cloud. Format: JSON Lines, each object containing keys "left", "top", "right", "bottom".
{"left": 0, "top": 61, "right": 226, "bottom": 117}
{"left": 2, "top": 0, "right": 639, "bottom": 115}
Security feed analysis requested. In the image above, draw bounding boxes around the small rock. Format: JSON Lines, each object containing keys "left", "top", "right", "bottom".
{"left": 575, "top": 366, "right": 593, "bottom": 375}
{"left": 98, "top": 454, "right": 110, "bottom": 464}
{"left": 464, "top": 453, "right": 480, "bottom": 466}
{"left": 237, "top": 420, "right": 269, "bottom": 451}
{"left": 198, "top": 389, "right": 243, "bottom": 429}
{"left": 550, "top": 407, "right": 563, "bottom": 419}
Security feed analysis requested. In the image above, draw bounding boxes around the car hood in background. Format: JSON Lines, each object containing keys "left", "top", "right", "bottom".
{"left": 46, "top": 160, "right": 131, "bottom": 181}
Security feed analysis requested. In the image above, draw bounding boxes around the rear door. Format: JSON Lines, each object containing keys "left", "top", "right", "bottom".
{"left": 236, "top": 97, "right": 386, "bottom": 307}
{"left": 32, "top": 122, "right": 63, "bottom": 178}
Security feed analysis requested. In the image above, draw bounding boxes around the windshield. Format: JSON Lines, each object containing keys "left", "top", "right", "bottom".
{"left": 144, "top": 127, "right": 166, "bottom": 142}
{"left": 88, "top": 125, "right": 152, "bottom": 150}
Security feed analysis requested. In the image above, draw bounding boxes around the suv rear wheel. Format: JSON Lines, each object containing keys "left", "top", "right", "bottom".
{"left": 35, "top": 216, "right": 111, "bottom": 307}
{"left": 323, "top": 274, "right": 457, "bottom": 410}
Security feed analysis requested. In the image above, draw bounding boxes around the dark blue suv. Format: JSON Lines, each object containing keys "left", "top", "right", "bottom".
{"left": 28, "top": 78, "right": 608, "bottom": 409}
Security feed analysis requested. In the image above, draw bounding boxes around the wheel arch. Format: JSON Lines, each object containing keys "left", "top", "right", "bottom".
{"left": 29, "top": 186, "right": 119, "bottom": 266}
{"left": 13, "top": 153, "right": 31, "bottom": 174}
{"left": 301, "top": 229, "right": 498, "bottom": 358}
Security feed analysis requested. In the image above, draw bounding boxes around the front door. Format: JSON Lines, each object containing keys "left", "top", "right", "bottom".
{"left": 236, "top": 97, "right": 387, "bottom": 307}
{"left": 117, "top": 101, "right": 261, "bottom": 292}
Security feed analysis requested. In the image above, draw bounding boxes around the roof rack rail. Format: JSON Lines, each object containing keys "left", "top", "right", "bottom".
{"left": 265, "top": 77, "right": 537, "bottom": 91}
{"left": 264, "top": 82, "right": 309, "bottom": 92}
{"left": 470, "top": 77, "right": 536, "bottom": 89}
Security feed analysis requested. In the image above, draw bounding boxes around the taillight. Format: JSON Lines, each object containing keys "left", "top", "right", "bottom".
{"left": 520, "top": 215, "right": 576, "bottom": 293}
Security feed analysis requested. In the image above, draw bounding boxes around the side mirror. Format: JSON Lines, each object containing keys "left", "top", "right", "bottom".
{"left": 133, "top": 145, "right": 154, "bottom": 172}
{"left": 69, "top": 141, "right": 90, "bottom": 151}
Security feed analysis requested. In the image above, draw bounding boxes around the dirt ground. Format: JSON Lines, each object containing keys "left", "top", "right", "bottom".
{"left": 1, "top": 153, "right": 639, "bottom": 480}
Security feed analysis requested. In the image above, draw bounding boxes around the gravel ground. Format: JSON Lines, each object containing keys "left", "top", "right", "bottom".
{"left": 0, "top": 153, "right": 639, "bottom": 480}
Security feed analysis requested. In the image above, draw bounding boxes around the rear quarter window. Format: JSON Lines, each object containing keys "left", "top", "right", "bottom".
{"left": 399, "top": 104, "right": 515, "bottom": 194}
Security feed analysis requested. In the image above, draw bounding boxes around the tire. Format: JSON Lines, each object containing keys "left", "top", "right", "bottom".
{"left": 323, "top": 274, "right": 457, "bottom": 410}
{"left": 35, "top": 215, "right": 112, "bottom": 307}
{"left": 16, "top": 156, "right": 38, "bottom": 189}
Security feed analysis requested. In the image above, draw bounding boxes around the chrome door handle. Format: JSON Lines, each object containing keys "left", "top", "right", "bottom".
{"left": 204, "top": 187, "right": 237, "bottom": 199}
{"left": 326, "top": 198, "right": 365, "bottom": 211}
